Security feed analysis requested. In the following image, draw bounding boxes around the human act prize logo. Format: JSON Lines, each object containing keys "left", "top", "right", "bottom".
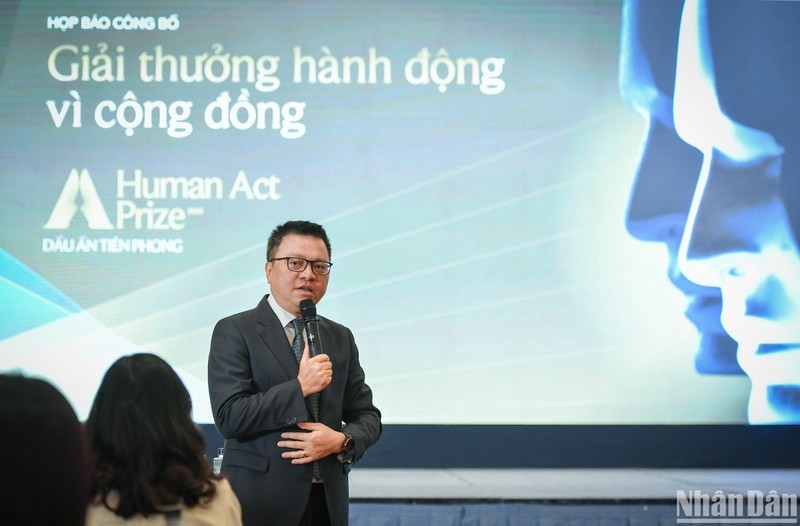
{"left": 44, "top": 168, "right": 114, "bottom": 230}
{"left": 677, "top": 489, "right": 798, "bottom": 524}
{"left": 42, "top": 167, "right": 280, "bottom": 254}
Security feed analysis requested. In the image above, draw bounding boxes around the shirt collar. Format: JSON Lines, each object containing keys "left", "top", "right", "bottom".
{"left": 267, "top": 294, "right": 297, "bottom": 328}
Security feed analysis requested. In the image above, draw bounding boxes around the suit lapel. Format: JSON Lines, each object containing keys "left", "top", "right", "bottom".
{"left": 315, "top": 317, "right": 338, "bottom": 416}
{"left": 255, "top": 295, "right": 299, "bottom": 378}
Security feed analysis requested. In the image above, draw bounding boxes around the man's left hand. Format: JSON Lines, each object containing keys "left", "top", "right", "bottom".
{"left": 278, "top": 422, "right": 345, "bottom": 464}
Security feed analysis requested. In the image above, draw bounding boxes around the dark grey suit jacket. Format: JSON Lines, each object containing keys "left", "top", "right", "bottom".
{"left": 208, "top": 294, "right": 381, "bottom": 526}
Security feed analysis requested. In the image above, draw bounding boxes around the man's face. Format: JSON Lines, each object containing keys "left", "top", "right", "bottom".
{"left": 265, "top": 233, "right": 330, "bottom": 317}
{"left": 674, "top": 0, "right": 800, "bottom": 422}
{"left": 619, "top": 0, "right": 739, "bottom": 374}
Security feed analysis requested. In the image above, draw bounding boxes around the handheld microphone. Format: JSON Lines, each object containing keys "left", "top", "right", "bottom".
{"left": 300, "top": 299, "right": 324, "bottom": 358}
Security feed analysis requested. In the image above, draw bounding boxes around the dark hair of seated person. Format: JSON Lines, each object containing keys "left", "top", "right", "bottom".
{"left": 85, "top": 353, "right": 218, "bottom": 518}
{"left": 0, "top": 374, "right": 91, "bottom": 526}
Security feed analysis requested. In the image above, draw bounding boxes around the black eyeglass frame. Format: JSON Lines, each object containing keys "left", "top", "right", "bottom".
{"left": 269, "top": 256, "right": 333, "bottom": 275}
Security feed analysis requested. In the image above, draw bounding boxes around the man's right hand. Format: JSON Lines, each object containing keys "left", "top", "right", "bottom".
{"left": 297, "top": 344, "right": 333, "bottom": 396}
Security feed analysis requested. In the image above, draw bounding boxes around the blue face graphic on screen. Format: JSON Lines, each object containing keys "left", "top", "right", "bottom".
{"left": 618, "top": 0, "right": 741, "bottom": 376}
{"left": 674, "top": 0, "right": 800, "bottom": 423}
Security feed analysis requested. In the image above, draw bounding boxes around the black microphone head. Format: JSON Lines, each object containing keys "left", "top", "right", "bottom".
{"left": 300, "top": 299, "right": 317, "bottom": 321}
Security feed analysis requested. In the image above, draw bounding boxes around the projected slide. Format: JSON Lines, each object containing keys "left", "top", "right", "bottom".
{"left": 1, "top": 0, "right": 797, "bottom": 425}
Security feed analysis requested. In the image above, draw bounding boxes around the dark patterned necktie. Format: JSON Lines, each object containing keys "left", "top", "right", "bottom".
{"left": 290, "top": 318, "right": 305, "bottom": 362}
{"left": 290, "top": 318, "right": 322, "bottom": 480}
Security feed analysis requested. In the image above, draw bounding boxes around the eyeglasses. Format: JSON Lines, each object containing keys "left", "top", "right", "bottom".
{"left": 269, "top": 257, "right": 333, "bottom": 276}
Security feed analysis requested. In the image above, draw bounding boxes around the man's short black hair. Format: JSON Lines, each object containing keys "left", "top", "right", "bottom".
{"left": 266, "top": 220, "right": 332, "bottom": 261}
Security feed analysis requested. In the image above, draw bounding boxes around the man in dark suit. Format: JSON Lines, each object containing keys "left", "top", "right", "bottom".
{"left": 208, "top": 220, "right": 382, "bottom": 526}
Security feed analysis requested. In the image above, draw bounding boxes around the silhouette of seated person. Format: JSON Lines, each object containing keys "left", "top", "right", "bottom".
{"left": 84, "top": 353, "right": 242, "bottom": 525}
{"left": 0, "top": 374, "right": 91, "bottom": 526}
